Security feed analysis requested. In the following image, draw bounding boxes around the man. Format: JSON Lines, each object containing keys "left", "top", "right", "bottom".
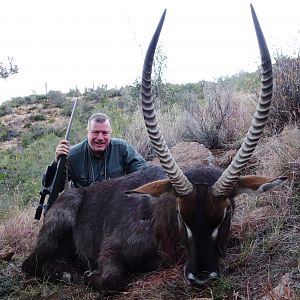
{"left": 53, "top": 112, "right": 147, "bottom": 188}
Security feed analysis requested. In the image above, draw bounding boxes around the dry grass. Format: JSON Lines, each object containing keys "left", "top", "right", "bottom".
{"left": 126, "top": 108, "right": 181, "bottom": 160}
{"left": 255, "top": 125, "right": 300, "bottom": 177}
{"left": 0, "top": 207, "right": 40, "bottom": 256}
{"left": 224, "top": 126, "right": 300, "bottom": 299}
{"left": 1, "top": 127, "right": 299, "bottom": 299}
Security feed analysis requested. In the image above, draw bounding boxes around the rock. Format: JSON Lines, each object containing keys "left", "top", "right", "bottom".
{"left": 149, "top": 142, "right": 215, "bottom": 170}
{"left": 0, "top": 246, "right": 15, "bottom": 261}
{"left": 260, "top": 273, "right": 298, "bottom": 300}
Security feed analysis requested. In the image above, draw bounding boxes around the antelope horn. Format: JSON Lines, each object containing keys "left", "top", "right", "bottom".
{"left": 141, "top": 9, "right": 193, "bottom": 196}
{"left": 211, "top": 4, "right": 273, "bottom": 197}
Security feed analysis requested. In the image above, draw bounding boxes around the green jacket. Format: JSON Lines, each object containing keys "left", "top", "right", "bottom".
{"left": 66, "top": 138, "right": 147, "bottom": 187}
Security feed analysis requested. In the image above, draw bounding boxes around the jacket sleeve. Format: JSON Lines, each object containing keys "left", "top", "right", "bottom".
{"left": 123, "top": 143, "right": 147, "bottom": 173}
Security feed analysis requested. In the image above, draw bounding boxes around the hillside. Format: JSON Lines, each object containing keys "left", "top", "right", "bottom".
{"left": 1, "top": 102, "right": 69, "bottom": 151}
{"left": 0, "top": 71, "right": 299, "bottom": 299}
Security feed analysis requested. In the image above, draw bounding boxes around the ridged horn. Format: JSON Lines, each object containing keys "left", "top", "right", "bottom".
{"left": 211, "top": 4, "right": 273, "bottom": 197}
{"left": 141, "top": 9, "right": 193, "bottom": 196}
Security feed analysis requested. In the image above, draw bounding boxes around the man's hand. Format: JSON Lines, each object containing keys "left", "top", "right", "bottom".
{"left": 55, "top": 139, "right": 70, "bottom": 162}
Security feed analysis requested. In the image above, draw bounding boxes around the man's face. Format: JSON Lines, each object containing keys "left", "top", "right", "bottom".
{"left": 87, "top": 119, "right": 112, "bottom": 154}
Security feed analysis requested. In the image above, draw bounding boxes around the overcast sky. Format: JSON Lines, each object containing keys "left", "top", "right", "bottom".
{"left": 0, "top": 0, "right": 299, "bottom": 104}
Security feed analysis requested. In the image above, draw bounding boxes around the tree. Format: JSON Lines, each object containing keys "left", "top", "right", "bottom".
{"left": 0, "top": 57, "right": 18, "bottom": 79}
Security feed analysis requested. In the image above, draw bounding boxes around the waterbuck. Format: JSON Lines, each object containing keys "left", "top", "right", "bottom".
{"left": 22, "top": 5, "right": 286, "bottom": 291}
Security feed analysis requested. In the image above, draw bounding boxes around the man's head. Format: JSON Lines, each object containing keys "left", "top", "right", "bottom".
{"left": 87, "top": 113, "right": 112, "bottom": 155}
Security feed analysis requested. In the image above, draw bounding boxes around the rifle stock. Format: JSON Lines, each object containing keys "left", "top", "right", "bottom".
{"left": 34, "top": 98, "right": 78, "bottom": 220}
{"left": 34, "top": 165, "right": 56, "bottom": 220}
{"left": 46, "top": 154, "right": 67, "bottom": 210}
{"left": 34, "top": 194, "right": 46, "bottom": 220}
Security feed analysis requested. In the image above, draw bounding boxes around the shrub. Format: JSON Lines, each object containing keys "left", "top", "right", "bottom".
{"left": 268, "top": 52, "right": 300, "bottom": 132}
{"left": 0, "top": 102, "right": 13, "bottom": 117}
{"left": 28, "top": 114, "right": 47, "bottom": 122}
{"left": 171, "top": 82, "right": 205, "bottom": 106}
{"left": 176, "top": 80, "right": 255, "bottom": 149}
{"left": 21, "top": 126, "right": 65, "bottom": 147}
{"left": 82, "top": 85, "right": 118, "bottom": 103}
{"left": 223, "top": 71, "right": 261, "bottom": 95}
{"left": 0, "top": 125, "right": 10, "bottom": 141}
{"left": 0, "top": 134, "right": 59, "bottom": 208}
{"left": 61, "top": 100, "right": 74, "bottom": 117}
{"left": 125, "top": 108, "right": 180, "bottom": 160}
{"left": 66, "top": 88, "right": 81, "bottom": 97}
{"left": 0, "top": 125, "right": 18, "bottom": 142}
{"left": 47, "top": 90, "right": 64, "bottom": 108}
{"left": 101, "top": 106, "right": 129, "bottom": 140}
{"left": 11, "top": 96, "right": 31, "bottom": 107}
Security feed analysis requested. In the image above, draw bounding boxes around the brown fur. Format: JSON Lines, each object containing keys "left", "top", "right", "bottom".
{"left": 22, "top": 165, "right": 233, "bottom": 291}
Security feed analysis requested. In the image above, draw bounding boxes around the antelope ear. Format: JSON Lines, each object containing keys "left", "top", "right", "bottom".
{"left": 234, "top": 175, "right": 287, "bottom": 196}
{"left": 125, "top": 179, "right": 172, "bottom": 197}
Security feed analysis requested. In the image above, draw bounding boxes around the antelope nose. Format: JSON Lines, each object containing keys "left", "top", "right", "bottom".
{"left": 184, "top": 269, "right": 220, "bottom": 287}
{"left": 208, "top": 271, "right": 219, "bottom": 280}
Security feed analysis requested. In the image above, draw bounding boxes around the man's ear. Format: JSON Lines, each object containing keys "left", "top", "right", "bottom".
{"left": 125, "top": 179, "right": 172, "bottom": 197}
{"left": 234, "top": 175, "right": 287, "bottom": 196}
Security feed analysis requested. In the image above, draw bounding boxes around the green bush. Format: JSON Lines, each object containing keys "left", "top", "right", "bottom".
{"left": 0, "top": 102, "right": 13, "bottom": 117}
{"left": 0, "top": 125, "right": 18, "bottom": 142}
{"left": 11, "top": 96, "right": 31, "bottom": 107}
{"left": 0, "top": 125, "right": 10, "bottom": 141}
{"left": 0, "top": 134, "right": 59, "bottom": 208}
{"left": 66, "top": 88, "right": 81, "bottom": 97}
{"left": 47, "top": 90, "right": 64, "bottom": 108}
{"left": 21, "top": 126, "right": 64, "bottom": 147}
{"left": 28, "top": 114, "right": 47, "bottom": 122}
{"left": 221, "top": 71, "right": 260, "bottom": 95}
{"left": 96, "top": 106, "right": 129, "bottom": 140}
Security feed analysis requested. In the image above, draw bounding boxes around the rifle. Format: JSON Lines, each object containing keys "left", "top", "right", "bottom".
{"left": 34, "top": 98, "right": 78, "bottom": 220}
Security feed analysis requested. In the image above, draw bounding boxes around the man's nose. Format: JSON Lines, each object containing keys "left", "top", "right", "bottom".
{"left": 96, "top": 132, "right": 104, "bottom": 140}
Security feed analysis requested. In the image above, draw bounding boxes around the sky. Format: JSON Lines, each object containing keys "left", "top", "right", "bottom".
{"left": 0, "top": 0, "right": 299, "bottom": 104}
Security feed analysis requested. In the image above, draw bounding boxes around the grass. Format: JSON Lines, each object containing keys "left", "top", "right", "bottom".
{"left": 0, "top": 74, "right": 299, "bottom": 298}
{"left": 1, "top": 130, "right": 300, "bottom": 299}
{"left": 1, "top": 135, "right": 299, "bottom": 299}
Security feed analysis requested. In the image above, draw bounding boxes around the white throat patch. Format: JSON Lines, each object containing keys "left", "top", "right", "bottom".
{"left": 211, "top": 207, "right": 227, "bottom": 240}
{"left": 177, "top": 204, "right": 193, "bottom": 238}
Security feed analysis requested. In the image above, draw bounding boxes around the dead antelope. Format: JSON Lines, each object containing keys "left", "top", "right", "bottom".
{"left": 22, "top": 5, "right": 286, "bottom": 291}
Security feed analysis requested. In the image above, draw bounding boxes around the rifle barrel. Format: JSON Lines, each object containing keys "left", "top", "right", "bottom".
{"left": 65, "top": 98, "right": 78, "bottom": 140}
{"left": 47, "top": 98, "right": 78, "bottom": 210}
